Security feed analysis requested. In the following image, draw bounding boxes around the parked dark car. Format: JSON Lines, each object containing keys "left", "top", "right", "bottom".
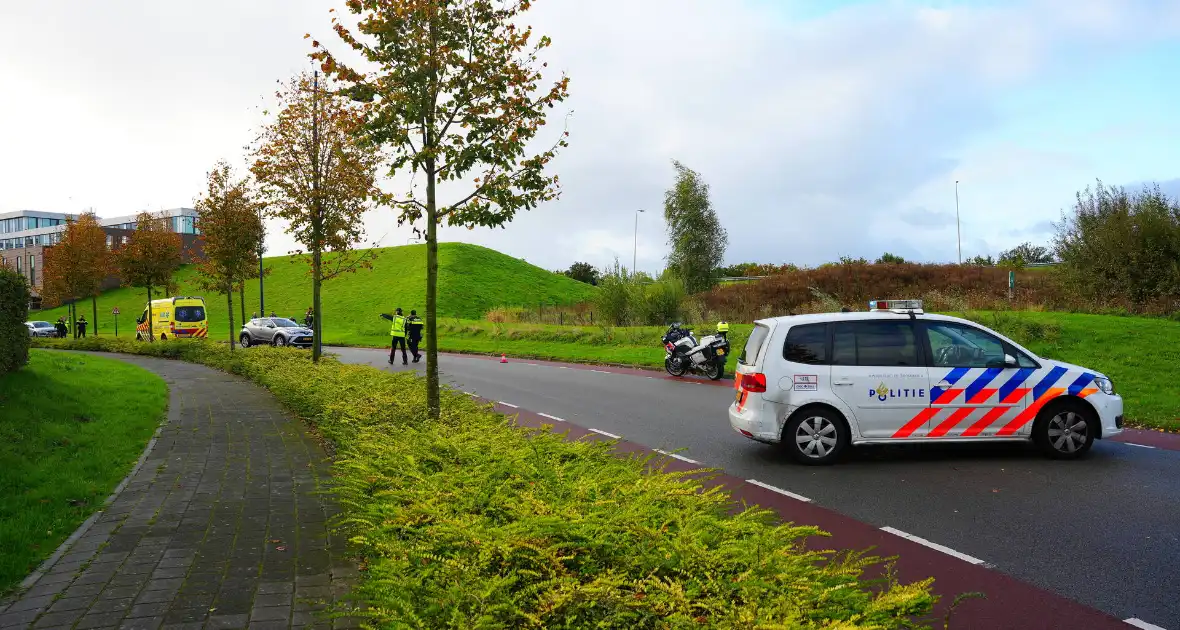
{"left": 239, "top": 318, "right": 313, "bottom": 348}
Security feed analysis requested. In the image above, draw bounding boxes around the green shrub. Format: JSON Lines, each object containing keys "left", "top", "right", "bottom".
{"left": 34, "top": 337, "right": 936, "bottom": 627}
{"left": 0, "top": 266, "right": 31, "bottom": 374}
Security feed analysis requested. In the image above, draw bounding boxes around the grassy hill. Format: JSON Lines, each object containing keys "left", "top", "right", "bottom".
{"left": 34, "top": 243, "right": 596, "bottom": 342}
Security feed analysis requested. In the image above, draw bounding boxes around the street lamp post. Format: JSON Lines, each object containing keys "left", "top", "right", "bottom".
{"left": 258, "top": 206, "right": 266, "bottom": 315}
{"left": 955, "top": 180, "right": 962, "bottom": 264}
{"left": 633, "top": 209, "right": 645, "bottom": 276}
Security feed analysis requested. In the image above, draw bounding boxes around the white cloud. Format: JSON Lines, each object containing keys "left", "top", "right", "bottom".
{"left": 1, "top": 0, "right": 1177, "bottom": 273}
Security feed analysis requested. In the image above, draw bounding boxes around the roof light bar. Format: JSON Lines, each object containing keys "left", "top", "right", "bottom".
{"left": 868, "top": 299, "right": 924, "bottom": 312}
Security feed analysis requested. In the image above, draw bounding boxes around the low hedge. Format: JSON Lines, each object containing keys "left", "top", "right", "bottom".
{"left": 34, "top": 337, "right": 936, "bottom": 628}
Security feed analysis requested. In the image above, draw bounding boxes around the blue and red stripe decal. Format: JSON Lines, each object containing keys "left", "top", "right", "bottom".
{"left": 931, "top": 367, "right": 970, "bottom": 404}
{"left": 998, "top": 367, "right": 1035, "bottom": 404}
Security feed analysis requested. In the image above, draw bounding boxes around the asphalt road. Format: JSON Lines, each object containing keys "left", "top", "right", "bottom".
{"left": 331, "top": 347, "right": 1180, "bottom": 628}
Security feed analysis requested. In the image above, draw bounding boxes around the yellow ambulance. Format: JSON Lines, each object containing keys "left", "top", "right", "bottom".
{"left": 136, "top": 296, "right": 209, "bottom": 341}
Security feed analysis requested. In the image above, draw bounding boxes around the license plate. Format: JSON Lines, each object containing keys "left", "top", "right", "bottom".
{"left": 717, "top": 348, "right": 725, "bottom": 355}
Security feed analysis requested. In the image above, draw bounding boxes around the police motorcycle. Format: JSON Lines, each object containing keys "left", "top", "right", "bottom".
{"left": 661, "top": 321, "right": 731, "bottom": 381}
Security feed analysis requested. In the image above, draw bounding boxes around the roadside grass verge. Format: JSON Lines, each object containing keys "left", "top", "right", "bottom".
{"left": 33, "top": 337, "right": 936, "bottom": 628}
{"left": 330, "top": 312, "right": 1179, "bottom": 431}
{"left": 0, "top": 350, "right": 167, "bottom": 594}
{"left": 330, "top": 320, "right": 754, "bottom": 371}
{"left": 960, "top": 311, "right": 1179, "bottom": 432}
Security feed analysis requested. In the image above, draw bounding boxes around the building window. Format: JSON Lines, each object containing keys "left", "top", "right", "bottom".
{"left": 28, "top": 254, "right": 35, "bottom": 284}
{"left": 15, "top": 256, "right": 21, "bottom": 273}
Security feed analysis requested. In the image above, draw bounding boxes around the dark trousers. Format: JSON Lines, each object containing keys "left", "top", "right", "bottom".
{"left": 78, "top": 326, "right": 86, "bottom": 338}
{"left": 390, "top": 336, "right": 408, "bottom": 364}
{"left": 408, "top": 336, "right": 421, "bottom": 360}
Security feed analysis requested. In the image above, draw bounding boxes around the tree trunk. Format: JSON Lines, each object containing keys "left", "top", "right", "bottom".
{"left": 425, "top": 166, "right": 440, "bottom": 420}
{"left": 238, "top": 282, "right": 246, "bottom": 328}
{"left": 92, "top": 295, "right": 98, "bottom": 336}
{"left": 312, "top": 250, "right": 322, "bottom": 363}
{"left": 310, "top": 69, "right": 324, "bottom": 364}
{"left": 147, "top": 286, "right": 154, "bottom": 341}
{"left": 227, "top": 288, "right": 236, "bottom": 351}
{"left": 69, "top": 301, "right": 76, "bottom": 339}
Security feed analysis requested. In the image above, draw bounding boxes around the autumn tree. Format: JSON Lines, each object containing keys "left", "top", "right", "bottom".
{"left": 193, "top": 161, "right": 263, "bottom": 350}
{"left": 314, "top": 0, "right": 571, "bottom": 418}
{"left": 664, "top": 161, "right": 727, "bottom": 294}
{"left": 40, "top": 213, "right": 112, "bottom": 335}
{"left": 251, "top": 70, "right": 383, "bottom": 362}
{"left": 117, "top": 212, "right": 182, "bottom": 341}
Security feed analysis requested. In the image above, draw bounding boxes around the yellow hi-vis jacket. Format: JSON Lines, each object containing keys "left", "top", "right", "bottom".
{"left": 390, "top": 315, "right": 407, "bottom": 338}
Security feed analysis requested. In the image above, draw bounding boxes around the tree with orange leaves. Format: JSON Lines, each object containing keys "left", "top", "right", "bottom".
{"left": 40, "top": 212, "right": 112, "bottom": 335}
{"left": 193, "top": 160, "right": 263, "bottom": 351}
{"left": 117, "top": 211, "right": 182, "bottom": 341}
{"left": 251, "top": 70, "right": 384, "bottom": 363}
{"left": 312, "top": 0, "right": 571, "bottom": 419}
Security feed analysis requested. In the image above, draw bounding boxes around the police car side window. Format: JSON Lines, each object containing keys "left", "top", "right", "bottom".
{"left": 926, "top": 322, "right": 1005, "bottom": 368}
{"left": 783, "top": 323, "right": 827, "bottom": 364}
{"left": 832, "top": 321, "right": 919, "bottom": 367}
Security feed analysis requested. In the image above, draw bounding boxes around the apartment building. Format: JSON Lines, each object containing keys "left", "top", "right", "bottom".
{"left": 0, "top": 208, "right": 203, "bottom": 305}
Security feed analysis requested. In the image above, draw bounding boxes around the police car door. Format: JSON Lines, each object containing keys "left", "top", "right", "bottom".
{"left": 921, "top": 321, "right": 1034, "bottom": 438}
{"left": 830, "top": 319, "right": 930, "bottom": 439}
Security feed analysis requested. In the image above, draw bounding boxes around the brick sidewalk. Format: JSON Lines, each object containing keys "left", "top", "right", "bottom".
{"left": 0, "top": 356, "right": 356, "bottom": 630}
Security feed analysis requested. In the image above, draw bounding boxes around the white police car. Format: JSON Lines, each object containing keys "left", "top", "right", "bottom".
{"left": 729, "top": 300, "right": 1124, "bottom": 465}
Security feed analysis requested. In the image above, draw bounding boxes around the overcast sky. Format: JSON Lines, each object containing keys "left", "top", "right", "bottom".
{"left": 2, "top": 0, "right": 1178, "bottom": 272}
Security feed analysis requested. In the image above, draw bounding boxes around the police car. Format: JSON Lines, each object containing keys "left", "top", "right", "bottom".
{"left": 729, "top": 300, "right": 1124, "bottom": 465}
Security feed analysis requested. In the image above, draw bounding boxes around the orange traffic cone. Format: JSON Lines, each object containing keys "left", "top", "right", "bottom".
{"left": 500, "top": 354, "right": 508, "bottom": 363}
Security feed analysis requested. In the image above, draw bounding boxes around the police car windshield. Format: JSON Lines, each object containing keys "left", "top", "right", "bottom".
{"left": 272, "top": 318, "right": 300, "bottom": 327}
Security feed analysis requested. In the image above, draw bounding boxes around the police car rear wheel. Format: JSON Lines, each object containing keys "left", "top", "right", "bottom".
{"left": 784, "top": 409, "right": 848, "bottom": 465}
{"left": 240, "top": 334, "right": 251, "bottom": 348}
{"left": 1034, "top": 400, "right": 1096, "bottom": 459}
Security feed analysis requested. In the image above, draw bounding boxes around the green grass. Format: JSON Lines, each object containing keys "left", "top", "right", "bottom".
{"left": 0, "top": 350, "right": 167, "bottom": 593}
{"left": 961, "top": 311, "right": 1180, "bottom": 432}
{"left": 33, "top": 242, "right": 597, "bottom": 341}
{"left": 347, "top": 313, "right": 1179, "bottom": 431}
{"left": 336, "top": 320, "right": 753, "bottom": 369}
{"left": 27, "top": 338, "right": 936, "bottom": 626}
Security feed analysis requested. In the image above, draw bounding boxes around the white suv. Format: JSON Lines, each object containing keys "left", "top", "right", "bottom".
{"left": 729, "top": 300, "right": 1124, "bottom": 465}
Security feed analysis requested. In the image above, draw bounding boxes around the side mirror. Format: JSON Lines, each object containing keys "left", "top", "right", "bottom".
{"left": 1004, "top": 354, "right": 1017, "bottom": 367}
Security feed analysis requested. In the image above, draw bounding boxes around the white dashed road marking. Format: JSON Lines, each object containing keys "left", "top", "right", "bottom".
{"left": 497, "top": 402, "right": 519, "bottom": 408}
{"left": 744, "top": 479, "right": 812, "bottom": 503}
{"left": 881, "top": 526, "right": 989, "bottom": 566}
{"left": 1124, "top": 618, "right": 1169, "bottom": 630}
{"left": 1123, "top": 443, "right": 1156, "bottom": 449}
{"left": 590, "top": 369, "right": 610, "bottom": 374}
{"left": 537, "top": 413, "right": 565, "bottom": 422}
{"left": 654, "top": 449, "right": 701, "bottom": 465}
{"left": 588, "top": 428, "right": 621, "bottom": 439}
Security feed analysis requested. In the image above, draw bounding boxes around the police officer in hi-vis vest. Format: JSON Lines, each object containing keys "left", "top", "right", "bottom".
{"left": 380, "top": 308, "right": 409, "bottom": 365}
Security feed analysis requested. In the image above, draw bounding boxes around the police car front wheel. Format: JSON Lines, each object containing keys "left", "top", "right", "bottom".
{"left": 784, "top": 408, "right": 849, "bottom": 465}
{"left": 1033, "top": 400, "right": 1097, "bottom": 459}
